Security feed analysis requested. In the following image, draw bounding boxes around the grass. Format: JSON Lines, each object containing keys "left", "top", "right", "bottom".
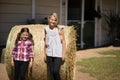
{"left": 76, "top": 49, "right": 120, "bottom": 80}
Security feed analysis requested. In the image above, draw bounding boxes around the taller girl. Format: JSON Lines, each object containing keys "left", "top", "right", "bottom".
{"left": 44, "top": 12, "right": 66, "bottom": 80}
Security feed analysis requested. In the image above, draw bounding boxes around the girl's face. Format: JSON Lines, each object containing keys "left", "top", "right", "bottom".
{"left": 20, "top": 32, "right": 29, "bottom": 40}
{"left": 49, "top": 16, "right": 57, "bottom": 27}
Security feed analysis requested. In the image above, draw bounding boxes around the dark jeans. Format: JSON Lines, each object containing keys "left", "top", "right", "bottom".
{"left": 47, "top": 56, "right": 62, "bottom": 80}
{"left": 14, "top": 60, "right": 29, "bottom": 80}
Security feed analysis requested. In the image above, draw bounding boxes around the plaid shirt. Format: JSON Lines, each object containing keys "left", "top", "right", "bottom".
{"left": 12, "top": 40, "right": 34, "bottom": 61}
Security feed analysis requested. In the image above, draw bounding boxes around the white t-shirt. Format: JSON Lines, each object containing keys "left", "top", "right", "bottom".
{"left": 44, "top": 25, "right": 64, "bottom": 57}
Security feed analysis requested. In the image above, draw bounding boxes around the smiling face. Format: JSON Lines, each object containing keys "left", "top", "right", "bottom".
{"left": 48, "top": 13, "right": 59, "bottom": 28}
{"left": 20, "top": 32, "right": 29, "bottom": 41}
{"left": 49, "top": 16, "right": 57, "bottom": 27}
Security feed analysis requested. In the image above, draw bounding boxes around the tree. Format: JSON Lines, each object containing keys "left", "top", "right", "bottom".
{"left": 103, "top": 11, "right": 120, "bottom": 45}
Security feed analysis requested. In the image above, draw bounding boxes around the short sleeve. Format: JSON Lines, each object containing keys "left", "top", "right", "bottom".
{"left": 59, "top": 25, "right": 64, "bottom": 29}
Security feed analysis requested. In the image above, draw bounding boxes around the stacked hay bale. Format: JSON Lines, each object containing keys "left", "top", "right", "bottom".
{"left": 4, "top": 24, "right": 76, "bottom": 80}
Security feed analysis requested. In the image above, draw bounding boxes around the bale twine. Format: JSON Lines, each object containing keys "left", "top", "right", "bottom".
{"left": 4, "top": 24, "right": 76, "bottom": 80}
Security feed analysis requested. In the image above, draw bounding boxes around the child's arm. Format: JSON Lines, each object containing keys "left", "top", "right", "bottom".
{"left": 28, "top": 41, "right": 34, "bottom": 68}
{"left": 29, "top": 57, "right": 33, "bottom": 68}
{"left": 11, "top": 46, "right": 17, "bottom": 67}
{"left": 61, "top": 28, "right": 66, "bottom": 61}
{"left": 11, "top": 57, "right": 14, "bottom": 67}
{"left": 44, "top": 29, "right": 47, "bottom": 62}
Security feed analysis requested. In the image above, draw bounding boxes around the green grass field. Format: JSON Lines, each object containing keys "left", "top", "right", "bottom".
{"left": 76, "top": 50, "right": 120, "bottom": 80}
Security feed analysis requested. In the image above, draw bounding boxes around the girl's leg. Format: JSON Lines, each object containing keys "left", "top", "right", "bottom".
{"left": 53, "top": 57, "right": 62, "bottom": 80}
{"left": 47, "top": 56, "right": 54, "bottom": 80}
{"left": 20, "top": 61, "right": 29, "bottom": 80}
{"left": 14, "top": 60, "right": 20, "bottom": 80}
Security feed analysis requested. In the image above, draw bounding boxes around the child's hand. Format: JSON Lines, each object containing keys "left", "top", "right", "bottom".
{"left": 61, "top": 55, "right": 65, "bottom": 65}
{"left": 62, "top": 55, "right": 65, "bottom": 61}
{"left": 11, "top": 60, "right": 14, "bottom": 67}
{"left": 29, "top": 61, "right": 33, "bottom": 68}
{"left": 44, "top": 56, "right": 47, "bottom": 63}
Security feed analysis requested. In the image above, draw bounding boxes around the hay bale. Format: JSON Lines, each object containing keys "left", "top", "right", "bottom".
{"left": 4, "top": 24, "right": 76, "bottom": 80}
{"left": 1, "top": 48, "right": 6, "bottom": 63}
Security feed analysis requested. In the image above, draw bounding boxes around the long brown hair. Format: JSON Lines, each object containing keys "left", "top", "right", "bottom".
{"left": 15, "top": 27, "right": 34, "bottom": 45}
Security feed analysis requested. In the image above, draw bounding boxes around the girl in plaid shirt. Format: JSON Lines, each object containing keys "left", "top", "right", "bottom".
{"left": 11, "top": 27, "right": 34, "bottom": 80}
